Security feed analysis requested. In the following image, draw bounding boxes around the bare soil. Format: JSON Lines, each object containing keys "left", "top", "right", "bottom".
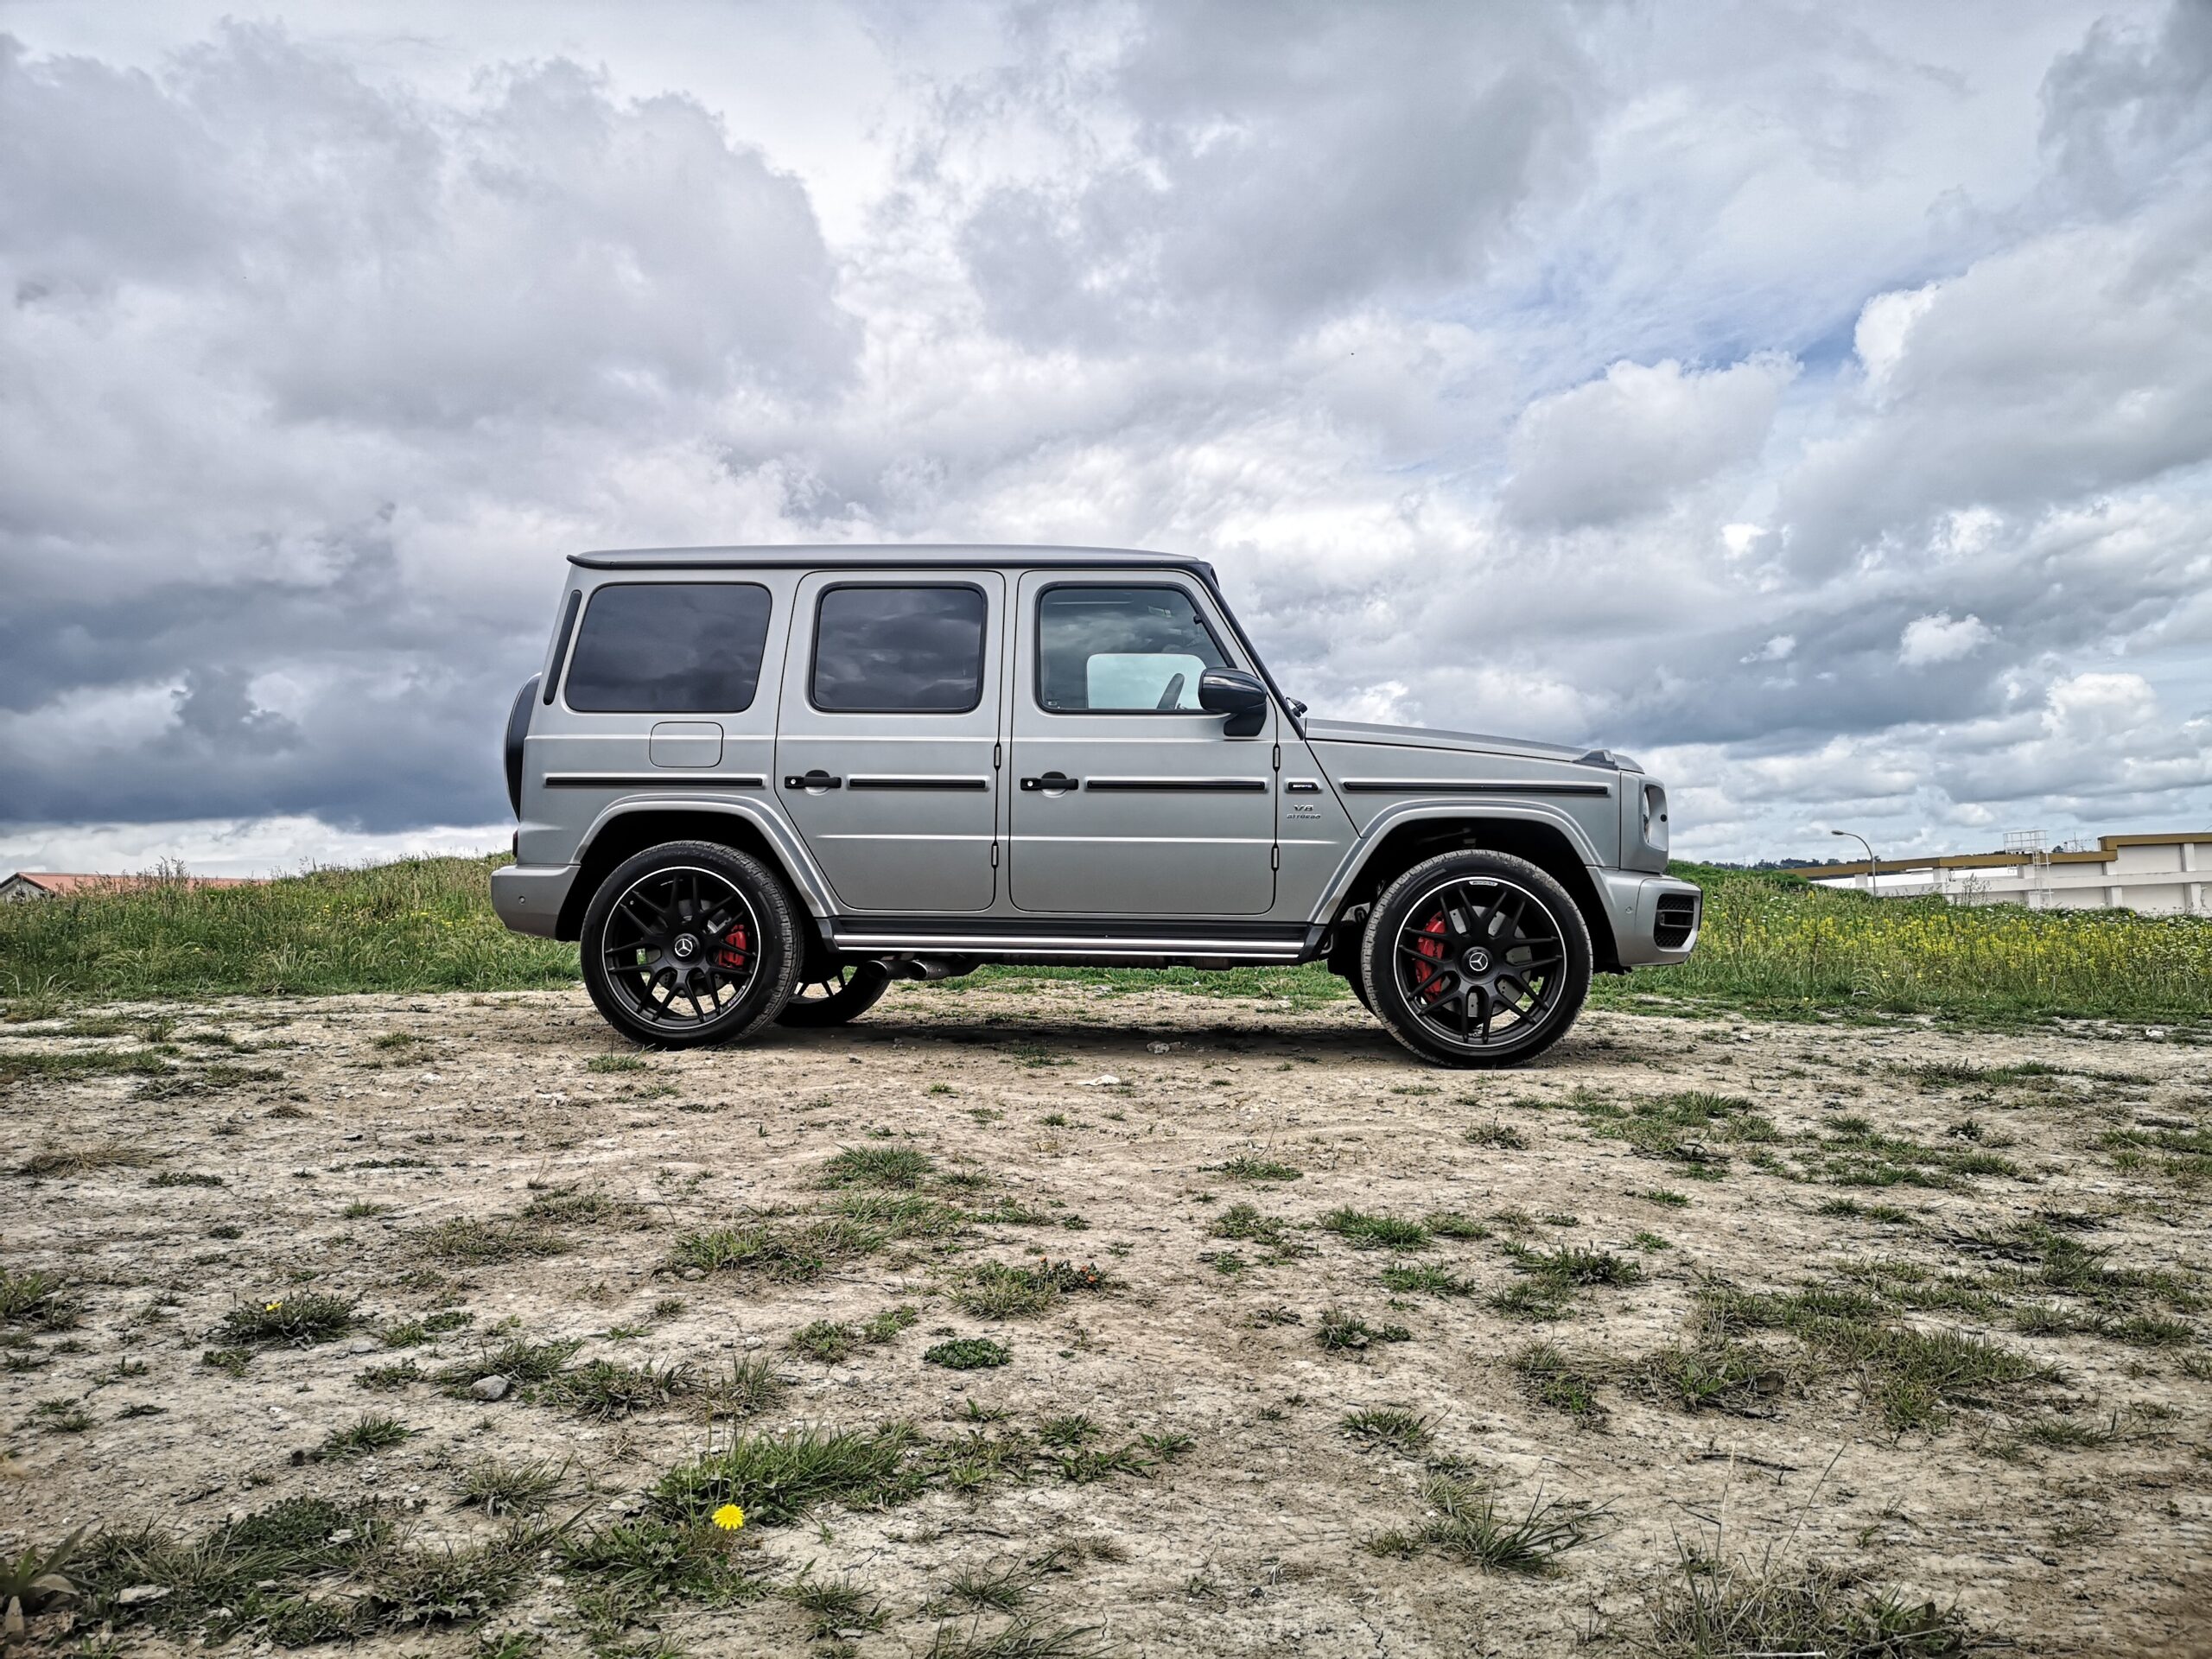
{"left": 3, "top": 986, "right": 2209, "bottom": 1657}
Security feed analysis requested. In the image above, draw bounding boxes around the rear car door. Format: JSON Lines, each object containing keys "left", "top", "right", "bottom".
{"left": 1007, "top": 572, "right": 1276, "bottom": 916}
{"left": 773, "top": 570, "right": 1005, "bottom": 913}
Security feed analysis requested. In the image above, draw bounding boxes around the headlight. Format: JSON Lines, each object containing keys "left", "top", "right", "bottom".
{"left": 1642, "top": 784, "right": 1669, "bottom": 854}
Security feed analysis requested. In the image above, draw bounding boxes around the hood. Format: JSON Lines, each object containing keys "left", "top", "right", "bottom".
{"left": 1300, "top": 717, "right": 1637, "bottom": 772}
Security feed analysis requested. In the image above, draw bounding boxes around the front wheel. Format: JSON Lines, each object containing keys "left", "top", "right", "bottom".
{"left": 777, "top": 960, "right": 893, "bottom": 1027}
{"left": 579, "top": 841, "right": 801, "bottom": 1048}
{"left": 1359, "top": 849, "right": 1591, "bottom": 1068}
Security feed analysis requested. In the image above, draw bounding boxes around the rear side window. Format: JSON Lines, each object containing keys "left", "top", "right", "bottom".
{"left": 564, "top": 583, "right": 772, "bottom": 713}
{"left": 1036, "top": 585, "right": 1228, "bottom": 712}
{"left": 811, "top": 585, "right": 987, "bottom": 713}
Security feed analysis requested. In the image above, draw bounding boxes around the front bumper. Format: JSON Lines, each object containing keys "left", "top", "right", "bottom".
{"left": 491, "top": 862, "right": 581, "bottom": 939}
{"left": 1593, "top": 869, "right": 1702, "bottom": 969}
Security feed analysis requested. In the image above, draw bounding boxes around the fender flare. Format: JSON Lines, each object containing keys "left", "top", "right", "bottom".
{"left": 574, "top": 797, "right": 837, "bottom": 919}
{"left": 1306, "top": 799, "right": 1605, "bottom": 925}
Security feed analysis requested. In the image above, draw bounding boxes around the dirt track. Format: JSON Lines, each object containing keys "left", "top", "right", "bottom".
{"left": 3, "top": 985, "right": 2209, "bottom": 1656}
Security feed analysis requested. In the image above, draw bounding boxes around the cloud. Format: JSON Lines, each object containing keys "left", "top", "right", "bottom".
{"left": 1502, "top": 354, "right": 1796, "bottom": 528}
{"left": 3, "top": 1, "right": 2212, "bottom": 874}
{"left": 1897, "top": 612, "right": 1992, "bottom": 667}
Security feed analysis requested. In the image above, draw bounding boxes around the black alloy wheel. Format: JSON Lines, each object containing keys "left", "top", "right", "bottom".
{"left": 1360, "top": 849, "right": 1591, "bottom": 1068}
{"left": 777, "top": 959, "right": 894, "bottom": 1027}
{"left": 579, "top": 841, "right": 799, "bottom": 1048}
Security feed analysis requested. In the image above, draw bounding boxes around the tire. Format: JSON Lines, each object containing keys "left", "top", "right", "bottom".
{"left": 579, "top": 841, "right": 802, "bottom": 1049}
{"left": 778, "top": 960, "right": 893, "bottom": 1028}
{"left": 1359, "top": 849, "right": 1592, "bottom": 1069}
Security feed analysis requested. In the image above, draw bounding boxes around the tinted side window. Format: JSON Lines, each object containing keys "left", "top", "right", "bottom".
{"left": 812, "top": 585, "right": 988, "bottom": 714}
{"left": 1037, "top": 586, "right": 1228, "bottom": 713}
{"left": 564, "top": 583, "right": 772, "bottom": 713}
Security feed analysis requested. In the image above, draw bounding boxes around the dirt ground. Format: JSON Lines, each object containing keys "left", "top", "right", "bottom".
{"left": 3, "top": 984, "right": 2209, "bottom": 1658}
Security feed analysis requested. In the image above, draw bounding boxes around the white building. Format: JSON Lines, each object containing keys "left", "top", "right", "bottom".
{"left": 1802, "top": 832, "right": 2211, "bottom": 916}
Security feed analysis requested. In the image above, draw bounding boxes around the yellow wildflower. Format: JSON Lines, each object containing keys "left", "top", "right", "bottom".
{"left": 264, "top": 1300, "right": 283, "bottom": 1312}
{"left": 711, "top": 1503, "right": 746, "bottom": 1531}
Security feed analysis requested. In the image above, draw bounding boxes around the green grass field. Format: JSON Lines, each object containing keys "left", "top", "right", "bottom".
{"left": 1, "top": 855, "right": 2205, "bottom": 1027}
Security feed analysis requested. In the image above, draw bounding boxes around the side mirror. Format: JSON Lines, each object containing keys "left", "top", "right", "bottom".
{"left": 1198, "top": 668, "right": 1268, "bottom": 737}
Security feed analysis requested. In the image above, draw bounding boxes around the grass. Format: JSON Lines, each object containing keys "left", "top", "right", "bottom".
{"left": 820, "top": 1145, "right": 936, "bottom": 1189}
{"left": 1370, "top": 1478, "right": 1602, "bottom": 1573}
{"left": 1464, "top": 1122, "right": 1529, "bottom": 1150}
{"left": 9, "top": 854, "right": 2203, "bottom": 1028}
{"left": 1340, "top": 1406, "right": 1433, "bottom": 1453}
{"left": 1511, "top": 1342, "right": 1607, "bottom": 1421}
{"left": 1319, "top": 1208, "right": 1430, "bottom": 1251}
{"left": 658, "top": 1423, "right": 931, "bottom": 1523}
{"left": 455, "top": 1456, "right": 566, "bottom": 1514}
{"left": 218, "top": 1293, "right": 359, "bottom": 1347}
{"left": 1217, "top": 1155, "right": 1302, "bottom": 1181}
{"left": 0, "top": 1268, "right": 78, "bottom": 1330}
{"left": 1643, "top": 1543, "right": 1972, "bottom": 1658}
{"left": 537, "top": 1357, "right": 696, "bottom": 1420}
{"left": 1317, "top": 1306, "right": 1411, "bottom": 1353}
{"left": 418, "top": 1218, "right": 570, "bottom": 1266}
{"left": 315, "top": 1413, "right": 412, "bottom": 1460}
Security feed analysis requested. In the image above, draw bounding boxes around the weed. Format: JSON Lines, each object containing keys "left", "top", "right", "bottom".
{"left": 1512, "top": 1343, "right": 1607, "bottom": 1421}
{"left": 1504, "top": 1243, "right": 1643, "bottom": 1288}
{"left": 586, "top": 1053, "right": 649, "bottom": 1073}
{"left": 703, "top": 1354, "right": 790, "bottom": 1419}
{"left": 1643, "top": 1544, "right": 1972, "bottom": 1658}
{"left": 315, "top": 1414, "right": 413, "bottom": 1460}
{"left": 1464, "top": 1122, "right": 1529, "bottom": 1150}
{"left": 539, "top": 1359, "right": 694, "bottom": 1421}
{"left": 219, "top": 1293, "right": 359, "bottom": 1348}
{"left": 658, "top": 1421, "right": 928, "bottom": 1523}
{"left": 925, "top": 1616, "right": 1105, "bottom": 1658}
{"left": 1320, "top": 1209, "right": 1431, "bottom": 1251}
{"left": 1392, "top": 1477, "right": 1602, "bottom": 1573}
{"left": 0, "top": 1268, "right": 77, "bottom": 1331}
{"left": 1637, "top": 1341, "right": 1788, "bottom": 1414}
{"left": 926, "top": 1338, "right": 1011, "bottom": 1370}
{"left": 1642, "top": 1189, "right": 1691, "bottom": 1208}
{"left": 17, "top": 1144, "right": 153, "bottom": 1178}
{"left": 1218, "top": 1156, "right": 1302, "bottom": 1180}
{"left": 1407, "top": 1216, "right": 1484, "bottom": 1250}
{"left": 455, "top": 1456, "right": 567, "bottom": 1515}
{"left": 1316, "top": 1306, "right": 1411, "bottom": 1354}
{"left": 418, "top": 1218, "right": 569, "bottom": 1266}
{"left": 1380, "top": 1263, "right": 1478, "bottom": 1297}
{"left": 1341, "top": 1406, "right": 1433, "bottom": 1452}
{"left": 821, "top": 1145, "right": 936, "bottom": 1189}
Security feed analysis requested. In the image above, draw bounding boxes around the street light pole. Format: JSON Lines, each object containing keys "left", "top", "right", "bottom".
{"left": 1831, "top": 829, "right": 1878, "bottom": 893}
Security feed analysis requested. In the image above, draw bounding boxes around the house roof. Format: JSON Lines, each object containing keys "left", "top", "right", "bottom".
{"left": 1796, "top": 831, "right": 2212, "bottom": 880}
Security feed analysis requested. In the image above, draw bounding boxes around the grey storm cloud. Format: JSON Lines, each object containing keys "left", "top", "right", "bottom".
{"left": 2, "top": 0, "right": 2210, "bottom": 870}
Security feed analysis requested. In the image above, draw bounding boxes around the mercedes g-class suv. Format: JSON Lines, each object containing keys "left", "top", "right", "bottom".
{"left": 494, "top": 546, "right": 1700, "bottom": 1065}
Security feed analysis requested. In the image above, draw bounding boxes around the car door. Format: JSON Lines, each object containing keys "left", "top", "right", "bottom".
{"left": 1007, "top": 571, "right": 1276, "bottom": 916}
{"left": 774, "top": 570, "right": 1004, "bottom": 913}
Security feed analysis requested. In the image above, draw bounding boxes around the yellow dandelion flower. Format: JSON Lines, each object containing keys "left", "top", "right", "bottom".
{"left": 711, "top": 1503, "right": 745, "bottom": 1531}
{"left": 264, "top": 1300, "right": 283, "bottom": 1312}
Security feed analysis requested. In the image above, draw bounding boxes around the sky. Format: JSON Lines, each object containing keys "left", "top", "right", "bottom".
{"left": 3, "top": 0, "right": 2209, "bottom": 876}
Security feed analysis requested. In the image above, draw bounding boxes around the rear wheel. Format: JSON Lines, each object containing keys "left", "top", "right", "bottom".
{"left": 579, "top": 841, "right": 800, "bottom": 1048}
{"left": 1359, "top": 849, "right": 1590, "bottom": 1068}
{"left": 777, "top": 960, "right": 893, "bottom": 1027}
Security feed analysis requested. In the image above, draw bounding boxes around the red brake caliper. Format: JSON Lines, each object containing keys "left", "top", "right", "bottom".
{"left": 715, "top": 925, "right": 748, "bottom": 971}
{"left": 1408, "top": 912, "right": 1447, "bottom": 1005}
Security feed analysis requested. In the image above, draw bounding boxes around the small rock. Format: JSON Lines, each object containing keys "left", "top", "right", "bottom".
{"left": 343, "top": 1132, "right": 364, "bottom": 1141}
{"left": 1147, "top": 1041, "right": 1175, "bottom": 1054}
{"left": 118, "top": 1586, "right": 169, "bottom": 1606}
{"left": 679, "top": 1267, "right": 706, "bottom": 1282}
{"left": 347, "top": 1338, "right": 378, "bottom": 1355}
{"left": 1076, "top": 1074, "right": 1121, "bottom": 1087}
{"left": 468, "top": 1375, "right": 512, "bottom": 1402}
{"left": 743, "top": 1336, "right": 764, "bottom": 1350}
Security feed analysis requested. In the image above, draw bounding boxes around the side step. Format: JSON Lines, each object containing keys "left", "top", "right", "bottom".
{"left": 826, "top": 919, "right": 1319, "bottom": 963}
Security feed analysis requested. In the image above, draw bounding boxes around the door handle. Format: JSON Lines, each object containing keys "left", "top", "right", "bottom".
{"left": 783, "top": 769, "right": 842, "bottom": 791}
{"left": 1019, "top": 772, "right": 1080, "bottom": 792}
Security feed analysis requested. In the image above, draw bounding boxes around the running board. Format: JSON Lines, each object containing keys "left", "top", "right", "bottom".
{"left": 828, "top": 922, "right": 1319, "bottom": 961}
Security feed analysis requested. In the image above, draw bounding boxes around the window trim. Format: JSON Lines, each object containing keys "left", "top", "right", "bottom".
{"left": 806, "top": 579, "right": 991, "bottom": 716}
{"left": 560, "top": 580, "right": 775, "bottom": 715}
{"left": 1031, "top": 579, "right": 1237, "bottom": 717}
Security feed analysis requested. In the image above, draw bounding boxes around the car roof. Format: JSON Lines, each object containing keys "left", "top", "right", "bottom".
{"left": 568, "top": 543, "right": 1217, "bottom": 579}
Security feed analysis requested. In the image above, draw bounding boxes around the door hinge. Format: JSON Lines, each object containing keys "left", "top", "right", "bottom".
{"left": 1271, "top": 844, "right": 1281, "bottom": 871}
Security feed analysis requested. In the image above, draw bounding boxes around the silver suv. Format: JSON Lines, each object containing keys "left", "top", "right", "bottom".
{"left": 494, "top": 546, "right": 1700, "bottom": 1066}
